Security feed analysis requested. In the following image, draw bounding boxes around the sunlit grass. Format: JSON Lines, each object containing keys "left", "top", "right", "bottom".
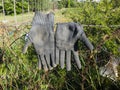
{"left": 54, "top": 9, "right": 72, "bottom": 23}
{"left": 0, "top": 12, "right": 34, "bottom": 25}
{"left": 0, "top": 9, "right": 72, "bottom": 26}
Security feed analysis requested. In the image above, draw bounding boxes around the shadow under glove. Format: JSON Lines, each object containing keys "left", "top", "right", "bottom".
{"left": 23, "top": 11, "right": 56, "bottom": 71}
{"left": 55, "top": 22, "right": 94, "bottom": 71}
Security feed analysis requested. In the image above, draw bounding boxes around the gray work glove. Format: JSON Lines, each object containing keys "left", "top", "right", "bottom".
{"left": 23, "top": 11, "right": 56, "bottom": 71}
{"left": 55, "top": 22, "right": 94, "bottom": 71}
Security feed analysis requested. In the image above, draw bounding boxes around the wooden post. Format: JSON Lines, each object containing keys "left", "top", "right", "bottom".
{"left": 2, "top": 0, "right": 5, "bottom": 21}
{"left": 68, "top": 0, "right": 70, "bottom": 8}
{"left": 22, "top": 0, "right": 24, "bottom": 22}
{"left": 14, "top": 0, "right": 17, "bottom": 25}
{"left": 28, "top": 0, "right": 30, "bottom": 13}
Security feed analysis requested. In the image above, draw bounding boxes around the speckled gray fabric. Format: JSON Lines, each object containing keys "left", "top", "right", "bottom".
{"left": 23, "top": 11, "right": 56, "bottom": 71}
{"left": 55, "top": 22, "right": 94, "bottom": 71}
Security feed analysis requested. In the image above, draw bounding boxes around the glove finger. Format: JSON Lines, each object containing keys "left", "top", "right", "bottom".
{"left": 72, "top": 50, "right": 81, "bottom": 69}
{"left": 66, "top": 50, "right": 71, "bottom": 71}
{"left": 56, "top": 47, "right": 60, "bottom": 64}
{"left": 51, "top": 51, "right": 57, "bottom": 67}
{"left": 37, "top": 55, "right": 42, "bottom": 70}
{"left": 60, "top": 50, "right": 65, "bottom": 69}
{"left": 81, "top": 33, "right": 94, "bottom": 51}
{"left": 45, "top": 54, "right": 53, "bottom": 70}
{"left": 40, "top": 55, "right": 48, "bottom": 72}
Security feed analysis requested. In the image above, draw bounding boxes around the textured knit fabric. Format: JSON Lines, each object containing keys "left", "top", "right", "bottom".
{"left": 23, "top": 11, "right": 56, "bottom": 71}
{"left": 55, "top": 22, "right": 94, "bottom": 71}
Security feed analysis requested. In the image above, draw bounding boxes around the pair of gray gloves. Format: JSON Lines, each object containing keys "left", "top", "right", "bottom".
{"left": 23, "top": 11, "right": 94, "bottom": 71}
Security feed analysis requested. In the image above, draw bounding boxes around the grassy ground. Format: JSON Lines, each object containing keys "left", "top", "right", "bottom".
{"left": 0, "top": 12, "right": 34, "bottom": 25}
{"left": 54, "top": 9, "right": 72, "bottom": 23}
{"left": 0, "top": 9, "right": 72, "bottom": 26}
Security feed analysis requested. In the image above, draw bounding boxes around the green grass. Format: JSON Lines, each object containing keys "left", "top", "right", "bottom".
{"left": 0, "top": 12, "right": 34, "bottom": 25}
{"left": 0, "top": 9, "right": 72, "bottom": 25}
{"left": 0, "top": 9, "right": 120, "bottom": 90}
{"left": 54, "top": 9, "right": 72, "bottom": 23}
